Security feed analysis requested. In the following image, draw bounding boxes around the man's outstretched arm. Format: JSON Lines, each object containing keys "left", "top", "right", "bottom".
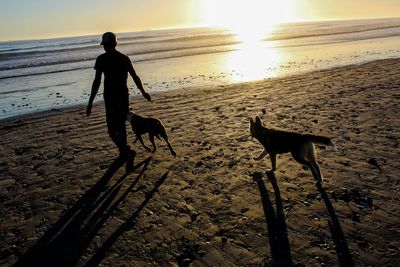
{"left": 129, "top": 66, "right": 151, "bottom": 101}
{"left": 86, "top": 70, "right": 102, "bottom": 116}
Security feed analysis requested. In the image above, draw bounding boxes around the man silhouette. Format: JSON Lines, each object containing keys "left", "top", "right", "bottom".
{"left": 86, "top": 32, "right": 151, "bottom": 172}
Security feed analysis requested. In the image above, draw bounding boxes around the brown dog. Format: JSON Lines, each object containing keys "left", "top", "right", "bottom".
{"left": 127, "top": 111, "right": 176, "bottom": 156}
{"left": 250, "top": 116, "right": 335, "bottom": 184}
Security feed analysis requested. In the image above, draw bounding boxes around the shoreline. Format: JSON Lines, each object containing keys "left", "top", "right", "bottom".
{"left": 1, "top": 58, "right": 399, "bottom": 266}
{"left": 1, "top": 57, "right": 398, "bottom": 125}
{"left": 2, "top": 25, "right": 400, "bottom": 121}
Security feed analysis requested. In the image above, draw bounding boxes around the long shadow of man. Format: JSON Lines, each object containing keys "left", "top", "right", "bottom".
{"left": 85, "top": 170, "right": 169, "bottom": 267}
{"left": 14, "top": 156, "right": 151, "bottom": 267}
{"left": 253, "top": 172, "right": 293, "bottom": 267}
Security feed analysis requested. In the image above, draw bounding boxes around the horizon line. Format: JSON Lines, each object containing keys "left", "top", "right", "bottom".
{"left": 0, "top": 16, "right": 399, "bottom": 43}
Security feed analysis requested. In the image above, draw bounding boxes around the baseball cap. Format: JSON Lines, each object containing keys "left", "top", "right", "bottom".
{"left": 101, "top": 32, "right": 117, "bottom": 45}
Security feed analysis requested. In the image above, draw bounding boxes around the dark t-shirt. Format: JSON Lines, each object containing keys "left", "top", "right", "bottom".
{"left": 94, "top": 50, "right": 132, "bottom": 99}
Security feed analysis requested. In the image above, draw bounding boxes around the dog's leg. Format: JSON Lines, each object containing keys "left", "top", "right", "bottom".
{"left": 254, "top": 149, "right": 268, "bottom": 160}
{"left": 310, "top": 161, "right": 323, "bottom": 184}
{"left": 291, "top": 149, "right": 322, "bottom": 184}
{"left": 137, "top": 135, "right": 151, "bottom": 152}
{"left": 149, "top": 134, "right": 157, "bottom": 153}
{"left": 254, "top": 149, "right": 275, "bottom": 173}
{"left": 307, "top": 143, "right": 323, "bottom": 184}
{"left": 160, "top": 130, "right": 176, "bottom": 156}
{"left": 292, "top": 151, "right": 313, "bottom": 171}
{"left": 268, "top": 153, "right": 277, "bottom": 173}
{"left": 164, "top": 139, "right": 176, "bottom": 156}
{"left": 130, "top": 126, "right": 139, "bottom": 143}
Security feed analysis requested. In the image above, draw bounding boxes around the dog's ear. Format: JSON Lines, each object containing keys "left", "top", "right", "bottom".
{"left": 255, "top": 116, "right": 261, "bottom": 125}
{"left": 250, "top": 117, "right": 254, "bottom": 125}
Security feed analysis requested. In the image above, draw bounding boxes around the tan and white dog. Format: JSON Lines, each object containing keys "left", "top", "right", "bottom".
{"left": 250, "top": 116, "right": 335, "bottom": 184}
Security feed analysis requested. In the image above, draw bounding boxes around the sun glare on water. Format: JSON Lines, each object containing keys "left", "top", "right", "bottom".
{"left": 201, "top": 0, "right": 294, "bottom": 82}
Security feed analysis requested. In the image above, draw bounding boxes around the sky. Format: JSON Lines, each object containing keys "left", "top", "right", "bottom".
{"left": 0, "top": 0, "right": 399, "bottom": 41}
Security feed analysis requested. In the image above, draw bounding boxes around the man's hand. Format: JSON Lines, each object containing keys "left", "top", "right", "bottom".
{"left": 86, "top": 104, "right": 92, "bottom": 117}
{"left": 143, "top": 92, "right": 151, "bottom": 102}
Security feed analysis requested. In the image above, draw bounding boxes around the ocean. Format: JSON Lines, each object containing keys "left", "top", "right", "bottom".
{"left": 0, "top": 17, "right": 399, "bottom": 120}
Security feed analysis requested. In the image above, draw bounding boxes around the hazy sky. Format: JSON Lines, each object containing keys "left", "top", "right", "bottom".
{"left": 0, "top": 0, "right": 399, "bottom": 41}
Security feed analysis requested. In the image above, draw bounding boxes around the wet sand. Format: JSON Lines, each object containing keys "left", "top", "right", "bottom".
{"left": 0, "top": 58, "right": 399, "bottom": 266}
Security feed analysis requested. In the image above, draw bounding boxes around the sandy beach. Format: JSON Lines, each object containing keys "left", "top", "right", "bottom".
{"left": 0, "top": 58, "right": 399, "bottom": 266}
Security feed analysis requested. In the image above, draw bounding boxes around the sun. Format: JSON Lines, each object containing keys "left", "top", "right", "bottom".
{"left": 201, "top": 0, "right": 294, "bottom": 42}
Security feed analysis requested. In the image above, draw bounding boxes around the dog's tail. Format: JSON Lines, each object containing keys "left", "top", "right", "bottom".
{"left": 306, "top": 134, "right": 337, "bottom": 150}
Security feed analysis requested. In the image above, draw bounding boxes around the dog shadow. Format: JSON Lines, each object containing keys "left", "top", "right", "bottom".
{"left": 316, "top": 183, "right": 354, "bottom": 267}
{"left": 14, "top": 156, "right": 152, "bottom": 267}
{"left": 253, "top": 171, "right": 293, "bottom": 267}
